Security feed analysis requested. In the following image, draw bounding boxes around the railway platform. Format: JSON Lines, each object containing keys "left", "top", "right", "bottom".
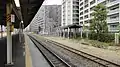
{"left": 1, "top": 34, "right": 25, "bottom": 67}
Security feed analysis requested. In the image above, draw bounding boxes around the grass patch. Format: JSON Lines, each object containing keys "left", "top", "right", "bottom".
{"left": 88, "top": 40, "right": 110, "bottom": 49}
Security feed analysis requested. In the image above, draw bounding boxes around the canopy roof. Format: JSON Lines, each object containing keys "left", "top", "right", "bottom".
{"left": 0, "top": 0, "right": 44, "bottom": 28}
{"left": 19, "top": 0, "right": 44, "bottom": 28}
{"left": 62, "top": 24, "right": 82, "bottom": 29}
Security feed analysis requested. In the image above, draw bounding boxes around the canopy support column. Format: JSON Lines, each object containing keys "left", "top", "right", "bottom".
{"left": 1, "top": 25, "right": 3, "bottom": 38}
{"left": 6, "top": 1, "right": 13, "bottom": 66}
{"left": 80, "top": 28, "right": 83, "bottom": 38}
{"left": 63, "top": 29, "right": 65, "bottom": 38}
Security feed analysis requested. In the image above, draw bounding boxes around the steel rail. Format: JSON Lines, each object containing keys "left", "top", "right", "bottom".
{"left": 28, "top": 35, "right": 71, "bottom": 67}
{"left": 42, "top": 38, "right": 120, "bottom": 67}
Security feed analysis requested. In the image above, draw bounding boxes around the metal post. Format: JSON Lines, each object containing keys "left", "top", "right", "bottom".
{"left": 63, "top": 29, "right": 65, "bottom": 38}
{"left": 19, "top": 22, "right": 22, "bottom": 43}
{"left": 80, "top": 28, "right": 83, "bottom": 38}
{"left": 6, "top": 1, "right": 13, "bottom": 64}
{"left": 68, "top": 27, "right": 70, "bottom": 39}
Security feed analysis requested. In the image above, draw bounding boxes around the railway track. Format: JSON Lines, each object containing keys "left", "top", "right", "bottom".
{"left": 29, "top": 34, "right": 120, "bottom": 67}
{"left": 28, "top": 35, "right": 71, "bottom": 67}
{"left": 42, "top": 38, "right": 120, "bottom": 67}
{"left": 30, "top": 34, "right": 120, "bottom": 67}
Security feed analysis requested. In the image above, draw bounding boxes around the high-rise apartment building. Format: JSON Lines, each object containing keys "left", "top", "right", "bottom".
{"left": 62, "top": 0, "right": 79, "bottom": 26}
{"left": 62, "top": 0, "right": 120, "bottom": 32}
{"left": 30, "top": 5, "right": 61, "bottom": 34}
{"left": 30, "top": 5, "right": 46, "bottom": 34}
{"left": 105, "top": 0, "right": 120, "bottom": 32}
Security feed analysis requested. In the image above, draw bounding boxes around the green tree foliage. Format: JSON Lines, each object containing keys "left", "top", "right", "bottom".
{"left": 90, "top": 4, "right": 108, "bottom": 34}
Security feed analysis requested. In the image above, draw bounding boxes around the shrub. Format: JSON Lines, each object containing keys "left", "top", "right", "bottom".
{"left": 82, "top": 32, "right": 87, "bottom": 38}
{"left": 88, "top": 33, "right": 98, "bottom": 40}
{"left": 98, "top": 33, "right": 114, "bottom": 42}
{"left": 70, "top": 32, "right": 116, "bottom": 43}
{"left": 88, "top": 33, "right": 114, "bottom": 43}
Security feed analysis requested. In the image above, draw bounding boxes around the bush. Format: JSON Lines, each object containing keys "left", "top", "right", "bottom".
{"left": 70, "top": 32, "right": 117, "bottom": 43}
{"left": 88, "top": 33, "right": 98, "bottom": 40}
{"left": 98, "top": 33, "right": 114, "bottom": 42}
{"left": 82, "top": 32, "right": 87, "bottom": 38}
{"left": 88, "top": 33, "right": 114, "bottom": 43}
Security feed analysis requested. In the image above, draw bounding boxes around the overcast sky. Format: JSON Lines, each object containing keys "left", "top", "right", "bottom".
{"left": 15, "top": 0, "right": 62, "bottom": 7}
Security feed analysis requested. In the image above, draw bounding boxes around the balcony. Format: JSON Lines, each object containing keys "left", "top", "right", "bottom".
{"left": 107, "top": 9, "right": 119, "bottom": 15}
{"left": 106, "top": 0, "right": 120, "bottom": 7}
{"left": 73, "top": 2, "right": 79, "bottom": 6}
{"left": 73, "top": 10, "right": 79, "bottom": 13}
{"left": 73, "top": 6, "right": 79, "bottom": 9}
{"left": 107, "top": 18, "right": 119, "bottom": 23}
{"left": 108, "top": 26, "right": 119, "bottom": 32}
{"left": 73, "top": 17, "right": 79, "bottom": 19}
{"left": 73, "top": 0, "right": 79, "bottom": 2}
{"left": 73, "top": 8, "right": 79, "bottom": 11}
{"left": 74, "top": 12, "right": 79, "bottom": 15}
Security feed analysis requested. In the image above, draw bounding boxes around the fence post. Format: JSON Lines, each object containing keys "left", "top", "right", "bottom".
{"left": 115, "top": 33, "right": 119, "bottom": 45}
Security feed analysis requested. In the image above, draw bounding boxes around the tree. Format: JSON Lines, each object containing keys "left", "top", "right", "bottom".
{"left": 90, "top": 4, "right": 108, "bottom": 40}
{"left": 90, "top": 4, "right": 108, "bottom": 33}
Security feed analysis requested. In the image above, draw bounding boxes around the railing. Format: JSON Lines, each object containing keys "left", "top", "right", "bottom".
{"left": 108, "top": 9, "right": 119, "bottom": 15}
{"left": 107, "top": 18, "right": 119, "bottom": 23}
{"left": 106, "top": 0, "right": 119, "bottom": 7}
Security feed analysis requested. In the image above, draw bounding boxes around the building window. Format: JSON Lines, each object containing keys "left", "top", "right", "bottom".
{"left": 90, "top": 0, "right": 95, "bottom": 5}
{"left": 84, "top": 9, "right": 88, "bottom": 13}
{"left": 80, "top": 21, "right": 83, "bottom": 24}
{"left": 84, "top": 20, "right": 89, "bottom": 24}
{"left": 84, "top": 0, "right": 88, "bottom": 5}
{"left": 90, "top": 6, "right": 95, "bottom": 11}
{"left": 80, "top": 17, "right": 83, "bottom": 20}
{"left": 84, "top": 4, "right": 88, "bottom": 8}
{"left": 84, "top": 15, "right": 88, "bottom": 19}
{"left": 80, "top": 12, "right": 83, "bottom": 15}
{"left": 80, "top": 7, "right": 83, "bottom": 10}
{"left": 80, "top": 2, "right": 83, "bottom": 6}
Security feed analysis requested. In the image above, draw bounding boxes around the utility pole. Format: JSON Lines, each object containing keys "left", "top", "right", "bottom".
{"left": 6, "top": 0, "right": 13, "bottom": 66}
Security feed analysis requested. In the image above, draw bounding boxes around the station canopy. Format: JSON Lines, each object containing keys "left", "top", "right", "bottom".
{"left": 0, "top": 0, "right": 44, "bottom": 28}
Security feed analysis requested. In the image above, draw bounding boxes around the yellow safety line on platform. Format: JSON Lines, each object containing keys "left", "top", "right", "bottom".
{"left": 25, "top": 35, "right": 32, "bottom": 67}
